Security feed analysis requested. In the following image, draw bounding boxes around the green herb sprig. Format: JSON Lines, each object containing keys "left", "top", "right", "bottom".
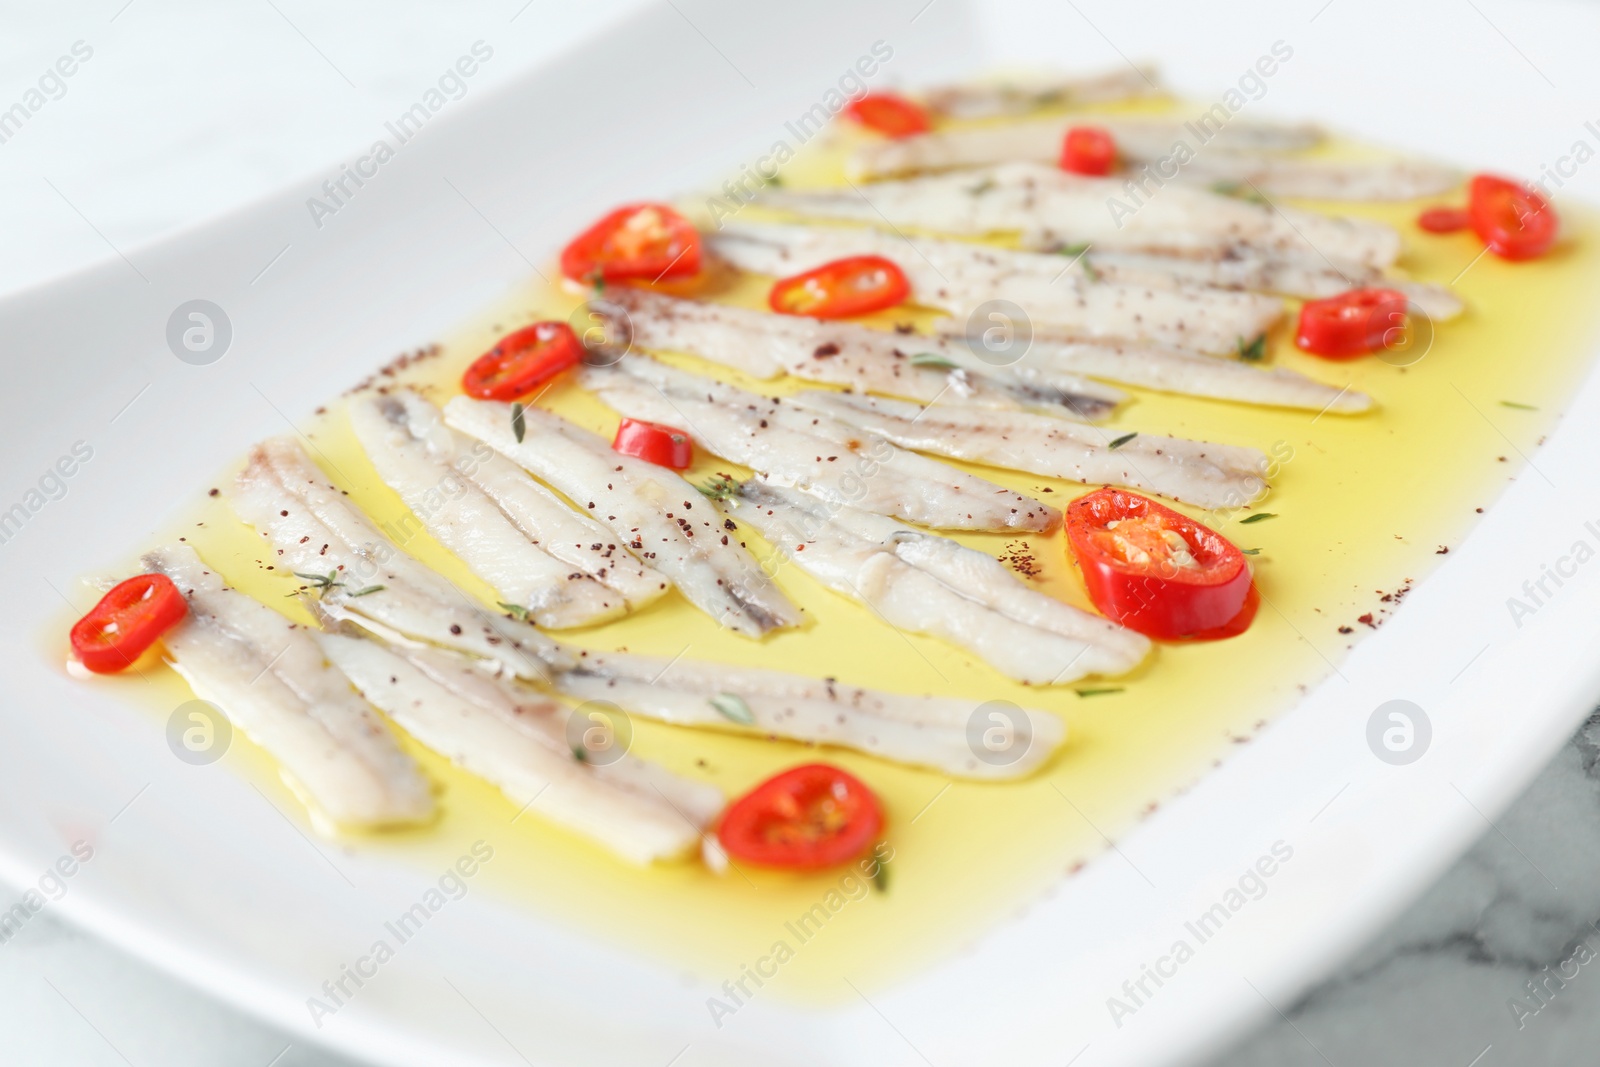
{"left": 710, "top": 693, "right": 755, "bottom": 725}
{"left": 697, "top": 474, "right": 742, "bottom": 502}
{"left": 289, "top": 570, "right": 343, "bottom": 600}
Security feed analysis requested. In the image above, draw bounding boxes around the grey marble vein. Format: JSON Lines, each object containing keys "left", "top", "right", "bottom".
{"left": 1206, "top": 711, "right": 1600, "bottom": 1067}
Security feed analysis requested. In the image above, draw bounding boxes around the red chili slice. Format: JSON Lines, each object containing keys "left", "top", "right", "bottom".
{"left": 461, "top": 322, "right": 582, "bottom": 400}
{"left": 70, "top": 573, "right": 188, "bottom": 674}
{"left": 559, "top": 202, "right": 702, "bottom": 284}
{"left": 612, "top": 417, "right": 693, "bottom": 470}
{"left": 1417, "top": 206, "right": 1471, "bottom": 234}
{"left": 718, "top": 763, "right": 884, "bottom": 870}
{"left": 843, "top": 93, "right": 930, "bottom": 139}
{"left": 769, "top": 255, "right": 910, "bottom": 319}
{"left": 1065, "top": 488, "right": 1256, "bottom": 641}
{"left": 1467, "top": 174, "right": 1558, "bottom": 261}
{"left": 1294, "top": 288, "right": 1409, "bottom": 360}
{"left": 1060, "top": 126, "right": 1117, "bottom": 176}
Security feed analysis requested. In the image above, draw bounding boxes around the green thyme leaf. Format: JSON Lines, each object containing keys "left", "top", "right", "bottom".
{"left": 871, "top": 853, "right": 890, "bottom": 893}
{"left": 347, "top": 584, "right": 385, "bottom": 597}
{"left": 572, "top": 745, "right": 588, "bottom": 763}
{"left": 966, "top": 177, "right": 996, "bottom": 196}
{"left": 909, "top": 352, "right": 958, "bottom": 370}
{"left": 510, "top": 401, "right": 526, "bottom": 443}
{"left": 498, "top": 601, "right": 532, "bottom": 621}
{"left": 1058, "top": 242, "right": 1091, "bottom": 258}
{"left": 1237, "top": 334, "right": 1267, "bottom": 362}
{"left": 1239, "top": 512, "right": 1277, "bottom": 524}
{"left": 1211, "top": 180, "right": 1267, "bottom": 205}
{"left": 1499, "top": 400, "right": 1537, "bottom": 411}
{"left": 1107, "top": 432, "right": 1138, "bottom": 450}
{"left": 1080, "top": 258, "right": 1102, "bottom": 283}
{"left": 696, "top": 473, "right": 741, "bottom": 502}
{"left": 709, "top": 693, "right": 756, "bottom": 725}
{"left": 1241, "top": 547, "right": 1262, "bottom": 556}
{"left": 291, "top": 570, "right": 344, "bottom": 599}
{"left": 1074, "top": 687, "right": 1125, "bottom": 698}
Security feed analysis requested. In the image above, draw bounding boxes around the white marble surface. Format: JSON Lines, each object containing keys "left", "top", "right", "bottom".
{"left": 4, "top": 3, "right": 1599, "bottom": 1066}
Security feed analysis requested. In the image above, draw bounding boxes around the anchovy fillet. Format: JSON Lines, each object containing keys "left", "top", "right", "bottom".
{"left": 142, "top": 544, "right": 434, "bottom": 831}
{"left": 791, "top": 391, "right": 1269, "bottom": 509}
{"left": 714, "top": 220, "right": 1457, "bottom": 324}
{"left": 1174, "top": 155, "right": 1459, "bottom": 202}
{"left": 708, "top": 222, "right": 1283, "bottom": 355}
{"left": 850, "top": 116, "right": 1321, "bottom": 180}
{"left": 442, "top": 397, "right": 801, "bottom": 638}
{"left": 754, "top": 162, "right": 1401, "bottom": 268}
{"left": 928, "top": 319, "right": 1372, "bottom": 414}
{"left": 599, "top": 288, "right": 1123, "bottom": 419}
{"left": 923, "top": 66, "right": 1164, "bottom": 119}
{"left": 849, "top": 118, "right": 1457, "bottom": 201}
{"left": 321, "top": 633, "right": 720, "bottom": 864}
{"left": 728, "top": 482, "right": 1150, "bottom": 685}
{"left": 232, "top": 437, "right": 569, "bottom": 680}
{"left": 550, "top": 645, "right": 1066, "bottom": 779}
{"left": 348, "top": 390, "right": 665, "bottom": 628}
{"left": 1013, "top": 240, "right": 1464, "bottom": 321}
{"left": 580, "top": 358, "right": 1061, "bottom": 532}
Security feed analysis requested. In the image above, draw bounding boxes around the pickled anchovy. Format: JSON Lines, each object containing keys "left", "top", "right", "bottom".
{"left": 792, "top": 391, "right": 1270, "bottom": 509}
{"left": 550, "top": 645, "right": 1066, "bottom": 779}
{"left": 754, "top": 163, "right": 1402, "bottom": 268}
{"left": 923, "top": 66, "right": 1165, "bottom": 119}
{"left": 142, "top": 544, "right": 433, "bottom": 832}
{"left": 442, "top": 397, "right": 801, "bottom": 638}
{"left": 322, "top": 633, "right": 720, "bottom": 864}
{"left": 708, "top": 221, "right": 1283, "bottom": 355}
{"left": 598, "top": 288, "right": 1123, "bottom": 419}
{"left": 580, "top": 357, "right": 1060, "bottom": 532}
{"left": 348, "top": 390, "right": 664, "bottom": 628}
{"left": 232, "top": 437, "right": 569, "bottom": 680}
{"left": 729, "top": 482, "right": 1150, "bottom": 685}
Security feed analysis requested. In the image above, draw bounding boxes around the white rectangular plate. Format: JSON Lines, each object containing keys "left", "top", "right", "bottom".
{"left": 3, "top": 1, "right": 1598, "bottom": 1064}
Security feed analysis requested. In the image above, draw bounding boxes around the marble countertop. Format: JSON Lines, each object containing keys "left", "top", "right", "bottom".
{"left": 1210, "top": 712, "right": 1600, "bottom": 1067}
{"left": 5, "top": 4, "right": 1598, "bottom": 1065}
